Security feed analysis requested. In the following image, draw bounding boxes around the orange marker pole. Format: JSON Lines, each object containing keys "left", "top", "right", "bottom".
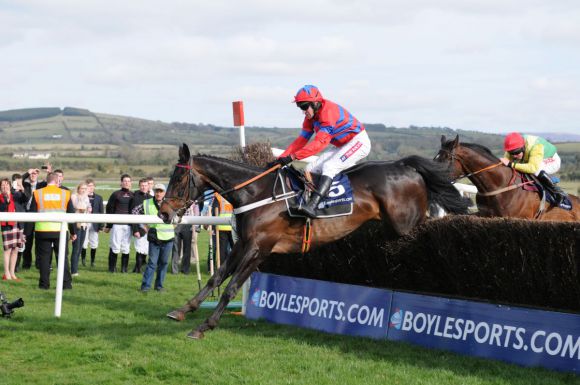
{"left": 232, "top": 101, "right": 245, "bottom": 148}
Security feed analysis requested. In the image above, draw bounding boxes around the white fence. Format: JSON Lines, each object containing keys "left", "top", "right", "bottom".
{"left": 0, "top": 212, "right": 230, "bottom": 317}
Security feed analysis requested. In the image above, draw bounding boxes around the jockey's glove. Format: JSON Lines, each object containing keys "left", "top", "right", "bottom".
{"left": 277, "top": 155, "right": 294, "bottom": 166}
{"left": 267, "top": 155, "right": 294, "bottom": 168}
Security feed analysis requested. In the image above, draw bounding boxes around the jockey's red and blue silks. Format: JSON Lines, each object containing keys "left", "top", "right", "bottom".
{"left": 280, "top": 99, "right": 365, "bottom": 160}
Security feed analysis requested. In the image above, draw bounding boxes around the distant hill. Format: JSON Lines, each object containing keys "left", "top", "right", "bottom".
{"left": 0, "top": 107, "right": 578, "bottom": 180}
{"left": 0, "top": 107, "right": 507, "bottom": 159}
{"left": 531, "top": 132, "right": 580, "bottom": 143}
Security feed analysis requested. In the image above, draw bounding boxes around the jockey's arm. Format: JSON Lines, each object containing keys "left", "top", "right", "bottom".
{"left": 279, "top": 130, "right": 311, "bottom": 158}
{"left": 513, "top": 144, "right": 544, "bottom": 174}
{"left": 294, "top": 131, "right": 332, "bottom": 160}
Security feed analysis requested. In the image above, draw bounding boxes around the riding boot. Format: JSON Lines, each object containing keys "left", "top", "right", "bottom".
{"left": 132, "top": 253, "right": 139, "bottom": 273}
{"left": 298, "top": 175, "right": 333, "bottom": 218}
{"left": 90, "top": 248, "right": 96, "bottom": 267}
{"left": 537, "top": 171, "right": 566, "bottom": 205}
{"left": 108, "top": 249, "right": 117, "bottom": 273}
{"left": 121, "top": 253, "right": 130, "bottom": 273}
{"left": 81, "top": 249, "right": 86, "bottom": 266}
{"left": 133, "top": 253, "right": 143, "bottom": 273}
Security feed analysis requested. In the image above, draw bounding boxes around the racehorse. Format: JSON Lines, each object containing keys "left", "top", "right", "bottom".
{"left": 159, "top": 143, "right": 470, "bottom": 339}
{"left": 435, "top": 135, "right": 579, "bottom": 221}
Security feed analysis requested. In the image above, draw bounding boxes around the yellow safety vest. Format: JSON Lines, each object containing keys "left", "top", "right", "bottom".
{"left": 214, "top": 193, "right": 233, "bottom": 231}
{"left": 34, "top": 185, "right": 70, "bottom": 232}
{"left": 144, "top": 199, "right": 175, "bottom": 241}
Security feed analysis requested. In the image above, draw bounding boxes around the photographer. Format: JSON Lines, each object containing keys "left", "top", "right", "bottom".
{"left": 0, "top": 178, "right": 28, "bottom": 281}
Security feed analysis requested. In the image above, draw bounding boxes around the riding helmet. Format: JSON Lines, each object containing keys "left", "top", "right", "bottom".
{"left": 294, "top": 85, "right": 323, "bottom": 103}
{"left": 504, "top": 132, "right": 525, "bottom": 152}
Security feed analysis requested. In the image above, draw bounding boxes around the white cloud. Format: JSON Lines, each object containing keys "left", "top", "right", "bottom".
{"left": 0, "top": 0, "right": 579, "bottom": 133}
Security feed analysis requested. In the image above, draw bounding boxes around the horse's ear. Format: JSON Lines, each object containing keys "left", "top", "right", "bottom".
{"left": 452, "top": 135, "right": 459, "bottom": 148}
{"left": 440, "top": 135, "right": 447, "bottom": 145}
{"left": 179, "top": 143, "right": 191, "bottom": 162}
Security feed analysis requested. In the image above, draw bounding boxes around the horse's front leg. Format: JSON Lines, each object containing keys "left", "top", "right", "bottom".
{"left": 167, "top": 242, "right": 242, "bottom": 321}
{"left": 188, "top": 245, "right": 263, "bottom": 339}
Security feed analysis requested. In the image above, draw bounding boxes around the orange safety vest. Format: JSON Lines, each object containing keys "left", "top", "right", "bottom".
{"left": 214, "top": 193, "right": 233, "bottom": 231}
{"left": 34, "top": 185, "right": 71, "bottom": 232}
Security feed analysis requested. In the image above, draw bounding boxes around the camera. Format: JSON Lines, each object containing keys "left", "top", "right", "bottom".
{"left": 0, "top": 292, "right": 24, "bottom": 318}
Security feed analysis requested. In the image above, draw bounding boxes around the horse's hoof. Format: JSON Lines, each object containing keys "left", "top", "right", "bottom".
{"left": 167, "top": 310, "right": 186, "bottom": 322}
{"left": 187, "top": 330, "right": 204, "bottom": 340}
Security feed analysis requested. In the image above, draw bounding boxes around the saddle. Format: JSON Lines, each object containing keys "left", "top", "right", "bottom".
{"left": 516, "top": 172, "right": 572, "bottom": 211}
{"left": 276, "top": 166, "right": 354, "bottom": 218}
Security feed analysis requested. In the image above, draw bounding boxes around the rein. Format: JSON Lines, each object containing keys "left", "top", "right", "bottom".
{"left": 168, "top": 162, "right": 282, "bottom": 217}
{"left": 440, "top": 148, "right": 503, "bottom": 181}
{"left": 219, "top": 164, "right": 281, "bottom": 196}
{"left": 440, "top": 148, "right": 532, "bottom": 197}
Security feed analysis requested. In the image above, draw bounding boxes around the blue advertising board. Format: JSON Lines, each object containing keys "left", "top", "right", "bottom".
{"left": 245, "top": 272, "right": 580, "bottom": 373}
{"left": 388, "top": 292, "right": 580, "bottom": 373}
{"left": 246, "top": 272, "right": 392, "bottom": 339}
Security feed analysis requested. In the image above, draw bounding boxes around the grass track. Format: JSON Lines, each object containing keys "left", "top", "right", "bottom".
{"left": 0, "top": 232, "right": 578, "bottom": 385}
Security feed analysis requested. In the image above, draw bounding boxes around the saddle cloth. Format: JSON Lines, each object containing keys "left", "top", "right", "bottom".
{"left": 278, "top": 167, "right": 354, "bottom": 218}
{"left": 517, "top": 173, "right": 573, "bottom": 211}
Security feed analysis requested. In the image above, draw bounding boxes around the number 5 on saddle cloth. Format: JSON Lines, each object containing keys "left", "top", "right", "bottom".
{"left": 278, "top": 166, "right": 354, "bottom": 218}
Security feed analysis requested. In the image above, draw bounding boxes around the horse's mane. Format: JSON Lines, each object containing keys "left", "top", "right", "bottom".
{"left": 193, "top": 153, "right": 265, "bottom": 173}
{"left": 459, "top": 142, "right": 499, "bottom": 162}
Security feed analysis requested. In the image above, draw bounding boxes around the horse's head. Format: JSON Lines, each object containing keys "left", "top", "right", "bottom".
{"left": 158, "top": 143, "right": 206, "bottom": 224}
{"left": 434, "top": 135, "right": 464, "bottom": 180}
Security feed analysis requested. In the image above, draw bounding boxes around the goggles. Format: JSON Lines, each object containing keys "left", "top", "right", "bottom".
{"left": 297, "top": 102, "right": 312, "bottom": 111}
{"left": 509, "top": 147, "right": 524, "bottom": 156}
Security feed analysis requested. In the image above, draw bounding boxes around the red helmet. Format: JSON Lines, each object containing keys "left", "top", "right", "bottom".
{"left": 504, "top": 132, "right": 525, "bottom": 152}
{"left": 294, "top": 85, "right": 323, "bottom": 103}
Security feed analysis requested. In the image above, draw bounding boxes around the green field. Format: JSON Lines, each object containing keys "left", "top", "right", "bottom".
{"left": 0, "top": 231, "right": 578, "bottom": 385}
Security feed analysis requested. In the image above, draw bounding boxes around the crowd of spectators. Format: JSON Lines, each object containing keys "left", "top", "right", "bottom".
{"left": 0, "top": 165, "right": 234, "bottom": 292}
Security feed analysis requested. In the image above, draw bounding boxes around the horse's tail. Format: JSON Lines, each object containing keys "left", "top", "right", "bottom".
{"left": 397, "top": 155, "right": 470, "bottom": 215}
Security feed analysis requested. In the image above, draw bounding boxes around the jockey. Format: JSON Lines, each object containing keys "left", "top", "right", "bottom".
{"left": 500, "top": 132, "right": 567, "bottom": 205}
{"left": 272, "top": 85, "right": 371, "bottom": 218}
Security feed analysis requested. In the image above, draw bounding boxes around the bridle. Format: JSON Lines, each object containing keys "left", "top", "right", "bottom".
{"left": 436, "top": 148, "right": 503, "bottom": 182}
{"left": 436, "top": 147, "right": 533, "bottom": 197}
{"left": 163, "top": 162, "right": 199, "bottom": 217}
{"left": 163, "top": 160, "right": 282, "bottom": 218}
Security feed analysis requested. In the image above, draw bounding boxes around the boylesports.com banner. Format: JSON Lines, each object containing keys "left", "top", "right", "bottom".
{"left": 245, "top": 272, "right": 580, "bottom": 373}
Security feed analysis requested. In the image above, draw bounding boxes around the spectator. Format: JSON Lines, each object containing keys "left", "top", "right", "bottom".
{"left": 10, "top": 174, "right": 25, "bottom": 271}
{"left": 171, "top": 202, "right": 201, "bottom": 274}
{"left": 104, "top": 174, "right": 133, "bottom": 273}
{"left": 132, "top": 183, "right": 174, "bottom": 292}
{"left": 30, "top": 172, "right": 76, "bottom": 290}
{"left": 146, "top": 176, "right": 155, "bottom": 197}
{"left": 70, "top": 182, "right": 90, "bottom": 276}
{"left": 20, "top": 167, "right": 48, "bottom": 270}
{"left": 211, "top": 192, "right": 234, "bottom": 267}
{"left": 0, "top": 178, "right": 28, "bottom": 281}
{"left": 130, "top": 178, "right": 150, "bottom": 273}
{"left": 82, "top": 178, "right": 104, "bottom": 268}
{"left": 53, "top": 169, "right": 69, "bottom": 190}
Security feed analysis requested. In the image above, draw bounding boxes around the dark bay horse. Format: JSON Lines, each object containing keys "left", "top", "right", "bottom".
{"left": 435, "top": 135, "right": 579, "bottom": 221}
{"left": 159, "top": 143, "right": 469, "bottom": 339}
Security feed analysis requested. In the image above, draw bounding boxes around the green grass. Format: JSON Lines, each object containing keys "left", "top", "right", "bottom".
{"left": 0, "top": 233, "right": 578, "bottom": 384}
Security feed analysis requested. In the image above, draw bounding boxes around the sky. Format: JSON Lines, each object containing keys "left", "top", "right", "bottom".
{"left": 1, "top": 0, "right": 579, "bottom": 134}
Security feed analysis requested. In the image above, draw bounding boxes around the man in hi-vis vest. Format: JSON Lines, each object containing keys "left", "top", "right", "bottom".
{"left": 31, "top": 172, "right": 77, "bottom": 290}
{"left": 211, "top": 192, "right": 234, "bottom": 268}
{"left": 132, "top": 183, "right": 175, "bottom": 292}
